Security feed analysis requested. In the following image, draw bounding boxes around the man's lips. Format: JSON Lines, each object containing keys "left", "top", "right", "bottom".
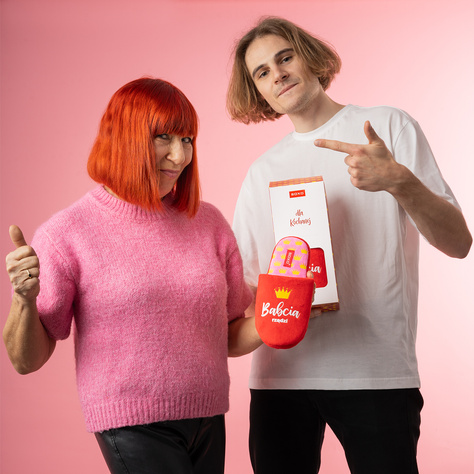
{"left": 277, "top": 83, "right": 297, "bottom": 97}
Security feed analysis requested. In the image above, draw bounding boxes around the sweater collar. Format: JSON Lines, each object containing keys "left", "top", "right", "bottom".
{"left": 90, "top": 186, "right": 176, "bottom": 222}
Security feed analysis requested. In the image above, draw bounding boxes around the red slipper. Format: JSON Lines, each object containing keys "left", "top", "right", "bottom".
{"left": 255, "top": 237, "right": 315, "bottom": 349}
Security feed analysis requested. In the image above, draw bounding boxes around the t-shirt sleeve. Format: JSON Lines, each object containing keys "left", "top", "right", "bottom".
{"left": 393, "top": 117, "right": 460, "bottom": 209}
{"left": 391, "top": 116, "right": 461, "bottom": 235}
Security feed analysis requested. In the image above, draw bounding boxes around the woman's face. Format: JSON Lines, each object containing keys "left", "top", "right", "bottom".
{"left": 153, "top": 133, "right": 193, "bottom": 198}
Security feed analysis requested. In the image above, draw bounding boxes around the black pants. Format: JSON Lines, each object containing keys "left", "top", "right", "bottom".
{"left": 95, "top": 415, "right": 225, "bottom": 474}
{"left": 249, "top": 388, "right": 423, "bottom": 474}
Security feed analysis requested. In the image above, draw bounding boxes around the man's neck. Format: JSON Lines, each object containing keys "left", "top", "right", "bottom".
{"left": 290, "top": 93, "right": 345, "bottom": 133}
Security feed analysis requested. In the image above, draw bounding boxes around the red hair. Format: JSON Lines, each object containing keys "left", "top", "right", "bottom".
{"left": 87, "top": 78, "right": 200, "bottom": 216}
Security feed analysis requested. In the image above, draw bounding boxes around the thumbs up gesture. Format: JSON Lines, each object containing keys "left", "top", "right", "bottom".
{"left": 6, "top": 225, "right": 40, "bottom": 300}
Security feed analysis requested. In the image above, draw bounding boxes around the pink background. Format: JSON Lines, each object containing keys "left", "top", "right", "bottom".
{"left": 1, "top": 0, "right": 473, "bottom": 472}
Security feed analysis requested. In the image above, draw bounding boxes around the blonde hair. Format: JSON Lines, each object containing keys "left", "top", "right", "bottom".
{"left": 226, "top": 17, "right": 341, "bottom": 124}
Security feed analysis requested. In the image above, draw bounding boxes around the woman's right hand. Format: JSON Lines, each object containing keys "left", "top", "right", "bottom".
{"left": 6, "top": 225, "right": 40, "bottom": 301}
{"left": 4, "top": 225, "right": 56, "bottom": 374}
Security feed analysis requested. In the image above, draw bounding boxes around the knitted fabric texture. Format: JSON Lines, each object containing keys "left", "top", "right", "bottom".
{"left": 32, "top": 186, "right": 253, "bottom": 432}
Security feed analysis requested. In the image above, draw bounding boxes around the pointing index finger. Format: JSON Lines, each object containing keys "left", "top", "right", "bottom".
{"left": 314, "top": 138, "right": 355, "bottom": 154}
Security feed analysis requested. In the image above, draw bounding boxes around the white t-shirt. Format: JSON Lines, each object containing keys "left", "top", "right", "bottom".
{"left": 233, "top": 105, "right": 459, "bottom": 390}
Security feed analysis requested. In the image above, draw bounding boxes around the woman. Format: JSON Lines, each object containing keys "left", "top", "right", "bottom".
{"left": 4, "top": 77, "right": 254, "bottom": 474}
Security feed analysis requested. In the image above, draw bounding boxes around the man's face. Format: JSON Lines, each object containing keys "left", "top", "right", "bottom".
{"left": 245, "top": 34, "right": 322, "bottom": 118}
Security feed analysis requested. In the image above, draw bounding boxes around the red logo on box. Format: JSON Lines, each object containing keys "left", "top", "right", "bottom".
{"left": 290, "top": 190, "right": 305, "bottom": 198}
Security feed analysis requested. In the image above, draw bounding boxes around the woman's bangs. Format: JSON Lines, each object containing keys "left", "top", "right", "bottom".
{"left": 153, "top": 89, "right": 198, "bottom": 138}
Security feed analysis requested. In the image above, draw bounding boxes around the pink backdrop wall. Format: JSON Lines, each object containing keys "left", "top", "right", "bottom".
{"left": 1, "top": 0, "right": 473, "bottom": 472}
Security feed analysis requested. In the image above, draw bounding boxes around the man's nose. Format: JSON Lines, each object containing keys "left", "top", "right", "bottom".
{"left": 274, "top": 66, "right": 289, "bottom": 83}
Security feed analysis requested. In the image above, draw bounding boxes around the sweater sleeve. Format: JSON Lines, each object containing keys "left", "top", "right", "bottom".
{"left": 207, "top": 204, "right": 253, "bottom": 323}
{"left": 225, "top": 244, "right": 254, "bottom": 323}
{"left": 32, "top": 224, "right": 76, "bottom": 341}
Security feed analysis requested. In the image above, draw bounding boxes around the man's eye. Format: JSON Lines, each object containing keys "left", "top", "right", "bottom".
{"left": 281, "top": 55, "right": 292, "bottom": 63}
{"left": 258, "top": 70, "right": 268, "bottom": 79}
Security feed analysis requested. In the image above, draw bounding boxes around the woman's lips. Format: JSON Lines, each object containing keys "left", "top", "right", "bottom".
{"left": 160, "top": 169, "right": 180, "bottom": 179}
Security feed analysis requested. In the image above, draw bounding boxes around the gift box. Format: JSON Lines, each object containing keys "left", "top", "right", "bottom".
{"left": 269, "top": 176, "right": 339, "bottom": 311}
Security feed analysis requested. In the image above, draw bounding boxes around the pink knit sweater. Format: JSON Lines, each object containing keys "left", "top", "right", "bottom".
{"left": 32, "top": 186, "right": 253, "bottom": 432}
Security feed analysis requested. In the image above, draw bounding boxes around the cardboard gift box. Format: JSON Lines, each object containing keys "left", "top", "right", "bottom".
{"left": 269, "top": 176, "right": 339, "bottom": 311}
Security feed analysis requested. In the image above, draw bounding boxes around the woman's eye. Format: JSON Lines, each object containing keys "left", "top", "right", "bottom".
{"left": 182, "top": 137, "right": 193, "bottom": 144}
{"left": 155, "top": 134, "right": 170, "bottom": 140}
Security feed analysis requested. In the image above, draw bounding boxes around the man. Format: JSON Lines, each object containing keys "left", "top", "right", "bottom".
{"left": 226, "top": 16, "right": 472, "bottom": 474}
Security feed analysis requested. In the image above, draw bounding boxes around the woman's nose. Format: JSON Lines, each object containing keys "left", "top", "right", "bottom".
{"left": 167, "top": 139, "right": 186, "bottom": 165}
